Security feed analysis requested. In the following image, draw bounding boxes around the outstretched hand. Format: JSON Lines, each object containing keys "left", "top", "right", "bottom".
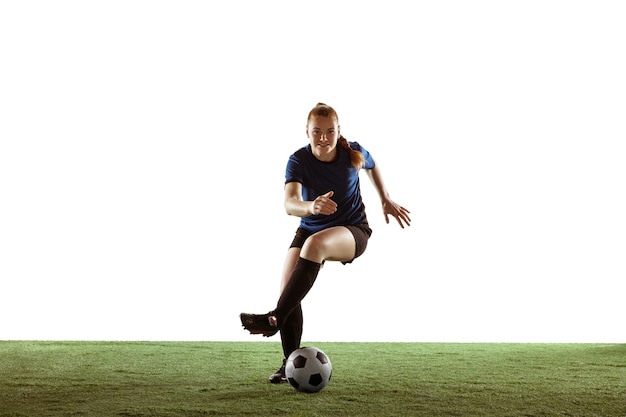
{"left": 382, "top": 199, "right": 411, "bottom": 228}
{"left": 311, "top": 191, "right": 337, "bottom": 216}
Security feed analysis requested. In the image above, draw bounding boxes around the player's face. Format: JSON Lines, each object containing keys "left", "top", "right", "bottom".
{"left": 306, "top": 116, "right": 340, "bottom": 161}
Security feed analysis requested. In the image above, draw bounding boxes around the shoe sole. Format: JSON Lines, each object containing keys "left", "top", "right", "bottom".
{"left": 245, "top": 327, "right": 278, "bottom": 337}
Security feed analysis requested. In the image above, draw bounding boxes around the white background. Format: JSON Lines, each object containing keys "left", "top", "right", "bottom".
{"left": 1, "top": 1, "right": 624, "bottom": 342}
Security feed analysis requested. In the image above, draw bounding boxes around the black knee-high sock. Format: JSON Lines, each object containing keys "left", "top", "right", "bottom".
{"left": 274, "top": 257, "right": 321, "bottom": 328}
{"left": 280, "top": 304, "right": 303, "bottom": 359}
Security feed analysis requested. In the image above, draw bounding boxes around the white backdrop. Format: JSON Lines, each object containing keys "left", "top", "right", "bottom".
{"left": 1, "top": 1, "right": 624, "bottom": 342}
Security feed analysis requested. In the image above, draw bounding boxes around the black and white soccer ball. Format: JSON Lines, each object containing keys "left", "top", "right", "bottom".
{"left": 285, "top": 347, "right": 332, "bottom": 393}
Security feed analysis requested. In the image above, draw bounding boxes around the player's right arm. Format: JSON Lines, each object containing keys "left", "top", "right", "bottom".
{"left": 284, "top": 182, "right": 336, "bottom": 217}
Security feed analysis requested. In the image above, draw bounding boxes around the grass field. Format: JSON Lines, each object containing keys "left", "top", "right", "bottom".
{"left": 0, "top": 341, "right": 624, "bottom": 417}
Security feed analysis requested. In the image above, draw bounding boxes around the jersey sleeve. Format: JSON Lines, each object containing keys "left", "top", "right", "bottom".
{"left": 285, "top": 151, "right": 304, "bottom": 184}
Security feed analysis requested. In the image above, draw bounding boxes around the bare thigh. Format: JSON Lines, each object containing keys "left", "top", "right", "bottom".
{"left": 300, "top": 226, "right": 356, "bottom": 264}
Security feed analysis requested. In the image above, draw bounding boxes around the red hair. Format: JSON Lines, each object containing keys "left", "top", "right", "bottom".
{"left": 307, "top": 103, "right": 365, "bottom": 169}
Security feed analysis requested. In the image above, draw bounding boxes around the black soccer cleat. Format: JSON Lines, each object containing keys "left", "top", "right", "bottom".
{"left": 240, "top": 312, "right": 279, "bottom": 337}
{"left": 269, "top": 359, "right": 287, "bottom": 384}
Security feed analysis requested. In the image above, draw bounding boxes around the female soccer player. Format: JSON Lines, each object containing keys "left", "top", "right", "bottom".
{"left": 240, "top": 103, "right": 411, "bottom": 383}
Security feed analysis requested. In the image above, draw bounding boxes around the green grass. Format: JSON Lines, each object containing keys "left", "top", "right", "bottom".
{"left": 0, "top": 342, "right": 624, "bottom": 417}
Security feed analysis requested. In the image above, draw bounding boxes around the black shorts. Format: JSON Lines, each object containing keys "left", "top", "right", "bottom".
{"left": 289, "top": 224, "right": 373, "bottom": 264}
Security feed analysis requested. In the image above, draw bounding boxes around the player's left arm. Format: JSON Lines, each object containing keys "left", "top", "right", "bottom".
{"left": 365, "top": 162, "right": 411, "bottom": 229}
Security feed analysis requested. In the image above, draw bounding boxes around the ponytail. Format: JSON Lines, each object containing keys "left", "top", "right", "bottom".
{"left": 339, "top": 136, "right": 365, "bottom": 170}
{"left": 308, "top": 103, "right": 365, "bottom": 170}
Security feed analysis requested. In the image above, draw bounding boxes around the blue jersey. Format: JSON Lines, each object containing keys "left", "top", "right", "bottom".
{"left": 285, "top": 141, "right": 375, "bottom": 232}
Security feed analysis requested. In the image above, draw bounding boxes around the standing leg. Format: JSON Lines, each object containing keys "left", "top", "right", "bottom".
{"left": 278, "top": 247, "right": 303, "bottom": 359}
{"left": 269, "top": 302, "right": 304, "bottom": 384}
{"left": 280, "top": 304, "right": 302, "bottom": 358}
{"left": 269, "top": 247, "right": 301, "bottom": 383}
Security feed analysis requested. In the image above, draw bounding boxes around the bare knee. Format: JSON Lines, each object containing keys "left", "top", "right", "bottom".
{"left": 300, "top": 234, "right": 328, "bottom": 263}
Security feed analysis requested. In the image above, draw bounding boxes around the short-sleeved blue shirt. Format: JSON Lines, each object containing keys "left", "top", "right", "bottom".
{"left": 285, "top": 141, "right": 375, "bottom": 233}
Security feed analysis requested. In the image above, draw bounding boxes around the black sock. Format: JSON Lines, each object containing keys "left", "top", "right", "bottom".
{"left": 280, "top": 304, "right": 303, "bottom": 359}
{"left": 274, "top": 257, "right": 321, "bottom": 328}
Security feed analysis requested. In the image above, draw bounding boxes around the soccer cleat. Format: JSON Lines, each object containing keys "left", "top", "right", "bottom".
{"left": 269, "top": 359, "right": 288, "bottom": 384}
{"left": 239, "top": 312, "right": 279, "bottom": 337}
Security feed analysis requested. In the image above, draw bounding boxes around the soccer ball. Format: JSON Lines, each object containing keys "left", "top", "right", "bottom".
{"left": 285, "top": 347, "right": 332, "bottom": 393}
